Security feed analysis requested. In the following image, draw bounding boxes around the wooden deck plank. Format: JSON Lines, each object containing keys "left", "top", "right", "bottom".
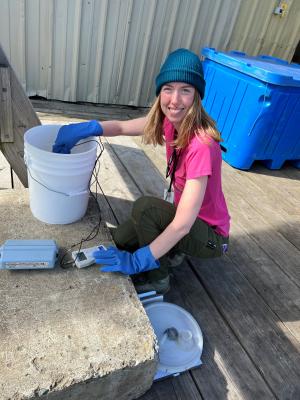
{"left": 191, "top": 256, "right": 300, "bottom": 399}
{"left": 138, "top": 379, "right": 179, "bottom": 400}
{"left": 227, "top": 222, "right": 300, "bottom": 341}
{"left": 217, "top": 167, "right": 300, "bottom": 342}
{"left": 167, "top": 263, "right": 275, "bottom": 399}
{"left": 170, "top": 372, "right": 204, "bottom": 400}
{"left": 106, "top": 136, "right": 166, "bottom": 197}
{"left": 31, "top": 98, "right": 147, "bottom": 121}
{"left": 100, "top": 140, "right": 142, "bottom": 223}
{"left": 222, "top": 164, "right": 300, "bottom": 250}
{"left": 140, "top": 372, "right": 203, "bottom": 400}
{"left": 233, "top": 165, "right": 300, "bottom": 212}
{"left": 224, "top": 190, "right": 300, "bottom": 286}
{"left": 131, "top": 137, "right": 167, "bottom": 178}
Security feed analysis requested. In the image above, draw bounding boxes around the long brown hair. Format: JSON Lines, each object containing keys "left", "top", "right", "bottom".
{"left": 143, "top": 91, "right": 222, "bottom": 148}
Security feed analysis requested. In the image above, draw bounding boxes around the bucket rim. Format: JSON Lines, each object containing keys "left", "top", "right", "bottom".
{"left": 24, "top": 125, "right": 98, "bottom": 157}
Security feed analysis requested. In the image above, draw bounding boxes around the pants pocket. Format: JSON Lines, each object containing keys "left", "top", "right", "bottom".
{"left": 197, "top": 242, "right": 222, "bottom": 258}
{"left": 197, "top": 230, "right": 225, "bottom": 259}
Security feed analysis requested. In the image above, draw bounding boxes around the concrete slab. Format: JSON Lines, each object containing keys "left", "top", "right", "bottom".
{"left": 0, "top": 189, "right": 157, "bottom": 400}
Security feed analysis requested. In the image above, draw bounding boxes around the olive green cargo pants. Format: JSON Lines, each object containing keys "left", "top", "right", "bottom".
{"left": 111, "top": 196, "right": 229, "bottom": 282}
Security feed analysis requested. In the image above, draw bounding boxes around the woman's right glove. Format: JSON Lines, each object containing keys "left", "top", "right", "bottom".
{"left": 52, "top": 120, "right": 103, "bottom": 154}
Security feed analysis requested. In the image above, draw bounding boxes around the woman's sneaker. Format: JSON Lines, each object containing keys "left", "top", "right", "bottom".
{"left": 133, "top": 275, "right": 170, "bottom": 295}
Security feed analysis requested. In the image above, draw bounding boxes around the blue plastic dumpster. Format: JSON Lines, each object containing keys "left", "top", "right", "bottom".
{"left": 201, "top": 47, "right": 300, "bottom": 169}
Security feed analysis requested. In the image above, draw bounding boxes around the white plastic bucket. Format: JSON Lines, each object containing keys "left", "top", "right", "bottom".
{"left": 24, "top": 125, "right": 98, "bottom": 224}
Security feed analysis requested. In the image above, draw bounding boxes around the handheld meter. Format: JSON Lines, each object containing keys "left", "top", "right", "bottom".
{"left": 72, "top": 245, "right": 106, "bottom": 268}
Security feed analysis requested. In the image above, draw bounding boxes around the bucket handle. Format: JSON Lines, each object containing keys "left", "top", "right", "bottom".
{"left": 24, "top": 154, "right": 89, "bottom": 198}
{"left": 67, "top": 190, "right": 89, "bottom": 197}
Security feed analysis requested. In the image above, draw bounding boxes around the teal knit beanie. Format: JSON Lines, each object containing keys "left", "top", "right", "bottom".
{"left": 155, "top": 48, "right": 205, "bottom": 99}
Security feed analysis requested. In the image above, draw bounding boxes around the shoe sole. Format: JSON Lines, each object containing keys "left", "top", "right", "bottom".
{"left": 134, "top": 278, "right": 170, "bottom": 295}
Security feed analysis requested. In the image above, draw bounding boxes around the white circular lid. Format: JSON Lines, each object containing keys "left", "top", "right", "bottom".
{"left": 145, "top": 302, "right": 203, "bottom": 374}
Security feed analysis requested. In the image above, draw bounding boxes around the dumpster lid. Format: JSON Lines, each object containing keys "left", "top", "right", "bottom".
{"left": 202, "top": 47, "right": 300, "bottom": 87}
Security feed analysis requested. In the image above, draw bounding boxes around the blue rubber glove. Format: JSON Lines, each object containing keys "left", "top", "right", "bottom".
{"left": 93, "top": 245, "right": 160, "bottom": 275}
{"left": 52, "top": 120, "right": 103, "bottom": 154}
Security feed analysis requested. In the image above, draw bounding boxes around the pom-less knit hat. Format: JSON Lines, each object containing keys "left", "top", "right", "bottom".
{"left": 155, "top": 48, "right": 205, "bottom": 99}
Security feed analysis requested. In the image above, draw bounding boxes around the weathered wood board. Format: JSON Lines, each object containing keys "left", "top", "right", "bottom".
{"left": 0, "top": 66, "right": 13, "bottom": 142}
{"left": 0, "top": 44, "right": 41, "bottom": 187}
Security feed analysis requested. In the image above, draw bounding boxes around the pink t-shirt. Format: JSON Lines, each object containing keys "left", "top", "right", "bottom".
{"left": 164, "top": 118, "right": 230, "bottom": 237}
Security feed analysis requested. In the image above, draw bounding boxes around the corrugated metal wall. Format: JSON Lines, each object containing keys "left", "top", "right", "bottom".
{"left": 0, "top": 0, "right": 299, "bottom": 107}
{"left": 228, "top": 0, "right": 300, "bottom": 60}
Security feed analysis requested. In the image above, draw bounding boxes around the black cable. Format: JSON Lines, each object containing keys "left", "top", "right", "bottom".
{"left": 27, "top": 167, "right": 71, "bottom": 196}
{"left": 52, "top": 138, "right": 105, "bottom": 268}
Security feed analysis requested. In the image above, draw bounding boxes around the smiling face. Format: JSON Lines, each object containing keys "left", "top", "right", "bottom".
{"left": 160, "top": 82, "right": 196, "bottom": 130}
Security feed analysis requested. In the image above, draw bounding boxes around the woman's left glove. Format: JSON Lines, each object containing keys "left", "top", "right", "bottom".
{"left": 52, "top": 120, "right": 103, "bottom": 154}
{"left": 93, "top": 245, "right": 160, "bottom": 275}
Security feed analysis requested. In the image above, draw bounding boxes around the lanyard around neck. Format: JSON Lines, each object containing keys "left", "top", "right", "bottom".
{"left": 166, "top": 148, "right": 181, "bottom": 193}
